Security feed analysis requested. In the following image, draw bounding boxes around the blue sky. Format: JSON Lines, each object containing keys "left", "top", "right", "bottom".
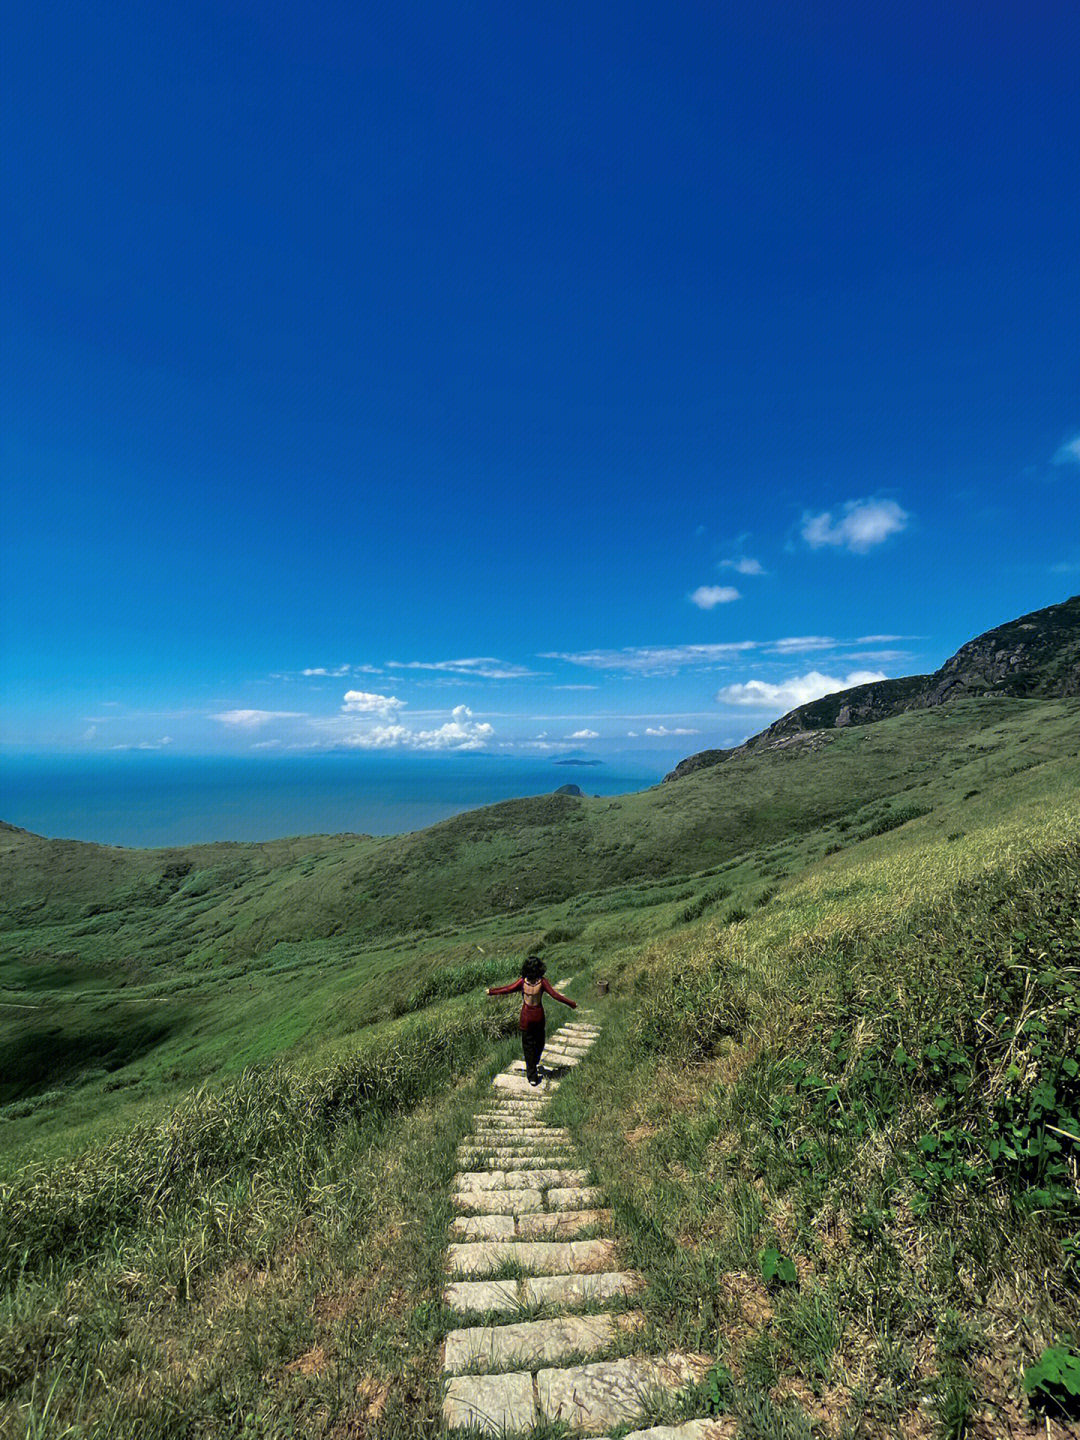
{"left": 3, "top": 1, "right": 1078, "bottom": 760}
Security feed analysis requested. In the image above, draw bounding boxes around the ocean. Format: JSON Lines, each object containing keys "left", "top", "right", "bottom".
{"left": 0, "top": 751, "right": 677, "bottom": 849}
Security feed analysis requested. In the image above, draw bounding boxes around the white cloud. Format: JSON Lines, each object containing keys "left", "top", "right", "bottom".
{"left": 644, "top": 725, "right": 701, "bottom": 736}
{"left": 552, "top": 684, "right": 599, "bottom": 691}
{"left": 343, "top": 705, "right": 494, "bottom": 752}
{"left": 768, "top": 636, "right": 837, "bottom": 654}
{"left": 109, "top": 736, "right": 174, "bottom": 751}
{"left": 689, "top": 585, "right": 740, "bottom": 609}
{"left": 341, "top": 690, "right": 404, "bottom": 716}
{"left": 82, "top": 725, "right": 97, "bottom": 741}
{"left": 801, "top": 499, "right": 909, "bottom": 553}
{"left": 1052, "top": 435, "right": 1080, "bottom": 466}
{"left": 387, "top": 657, "right": 536, "bottom": 679}
{"left": 251, "top": 739, "right": 281, "bottom": 749}
{"left": 720, "top": 557, "right": 765, "bottom": 575}
{"left": 626, "top": 731, "right": 638, "bottom": 737}
{"left": 211, "top": 709, "right": 306, "bottom": 728}
{"left": 302, "top": 665, "right": 351, "bottom": 677}
{"left": 566, "top": 729, "right": 599, "bottom": 739}
{"left": 717, "top": 669, "right": 888, "bottom": 710}
{"left": 543, "top": 642, "right": 757, "bottom": 674}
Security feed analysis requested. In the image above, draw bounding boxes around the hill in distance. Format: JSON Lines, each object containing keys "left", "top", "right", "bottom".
{"left": 665, "top": 592, "right": 1080, "bottom": 780}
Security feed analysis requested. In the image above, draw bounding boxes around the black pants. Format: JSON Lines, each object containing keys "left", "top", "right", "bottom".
{"left": 521, "top": 1020, "right": 546, "bottom": 1081}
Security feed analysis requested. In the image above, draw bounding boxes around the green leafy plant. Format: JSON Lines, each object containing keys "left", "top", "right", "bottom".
{"left": 703, "top": 1361, "right": 735, "bottom": 1414}
{"left": 758, "top": 1246, "right": 797, "bottom": 1286}
{"left": 1022, "top": 1344, "right": 1080, "bottom": 1420}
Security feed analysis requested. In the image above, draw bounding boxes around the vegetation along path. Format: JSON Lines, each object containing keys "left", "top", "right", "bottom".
{"left": 441, "top": 1000, "right": 728, "bottom": 1439}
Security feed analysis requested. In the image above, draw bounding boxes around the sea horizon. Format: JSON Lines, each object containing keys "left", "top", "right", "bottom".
{"left": 0, "top": 749, "right": 686, "bottom": 850}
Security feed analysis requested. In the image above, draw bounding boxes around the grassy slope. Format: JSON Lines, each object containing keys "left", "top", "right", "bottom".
{"left": 557, "top": 760, "right": 1080, "bottom": 1438}
{"left": 0, "top": 695, "right": 1078, "bottom": 1436}
{"left": 2, "top": 697, "right": 1077, "bottom": 1167}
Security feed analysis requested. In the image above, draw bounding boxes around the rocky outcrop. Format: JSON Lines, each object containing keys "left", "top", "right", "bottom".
{"left": 665, "top": 594, "right": 1080, "bottom": 782}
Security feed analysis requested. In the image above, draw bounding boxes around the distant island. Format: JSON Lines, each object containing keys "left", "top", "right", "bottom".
{"left": 552, "top": 758, "right": 603, "bottom": 766}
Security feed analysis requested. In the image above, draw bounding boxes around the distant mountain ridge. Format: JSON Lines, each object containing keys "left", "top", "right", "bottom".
{"left": 665, "top": 593, "right": 1080, "bottom": 782}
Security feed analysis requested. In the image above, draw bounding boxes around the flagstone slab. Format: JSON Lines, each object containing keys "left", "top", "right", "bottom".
{"left": 516, "top": 1208, "right": 612, "bottom": 1239}
{"left": 493, "top": 1073, "right": 560, "bottom": 1095}
{"left": 444, "top": 1310, "right": 643, "bottom": 1374}
{"left": 454, "top": 1169, "right": 588, "bottom": 1191}
{"left": 548, "top": 1186, "right": 606, "bottom": 1208}
{"left": 443, "top": 1370, "right": 535, "bottom": 1434}
{"left": 458, "top": 1146, "right": 576, "bottom": 1161}
{"left": 444, "top": 1279, "right": 521, "bottom": 1315}
{"left": 453, "top": 1189, "right": 544, "bottom": 1214}
{"left": 619, "top": 1421, "right": 737, "bottom": 1440}
{"left": 536, "top": 1353, "right": 709, "bottom": 1433}
{"left": 451, "top": 1213, "right": 517, "bottom": 1240}
{"left": 461, "top": 1154, "right": 576, "bottom": 1171}
{"left": 465, "top": 1134, "right": 572, "bottom": 1148}
{"left": 524, "top": 1270, "right": 642, "bottom": 1308}
{"left": 447, "top": 1238, "right": 618, "bottom": 1277}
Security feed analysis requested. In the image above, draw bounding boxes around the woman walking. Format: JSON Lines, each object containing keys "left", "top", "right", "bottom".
{"left": 487, "top": 956, "right": 577, "bottom": 1085}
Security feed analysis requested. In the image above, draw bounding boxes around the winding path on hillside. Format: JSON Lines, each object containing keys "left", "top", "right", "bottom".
{"left": 440, "top": 1001, "right": 730, "bottom": 1438}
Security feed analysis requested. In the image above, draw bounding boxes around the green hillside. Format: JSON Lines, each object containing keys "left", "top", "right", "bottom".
{"left": 2, "top": 696, "right": 1078, "bottom": 1168}
{"left": 1, "top": 678, "right": 1078, "bottom": 1435}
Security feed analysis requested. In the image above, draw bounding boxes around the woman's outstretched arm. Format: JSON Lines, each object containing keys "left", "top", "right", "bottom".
{"left": 487, "top": 978, "right": 525, "bottom": 996}
{"left": 541, "top": 978, "right": 577, "bottom": 1008}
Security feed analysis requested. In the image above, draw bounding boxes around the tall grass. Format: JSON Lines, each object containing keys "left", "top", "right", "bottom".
{"left": 562, "top": 781, "right": 1080, "bottom": 1436}
{"left": 0, "top": 1004, "right": 513, "bottom": 1290}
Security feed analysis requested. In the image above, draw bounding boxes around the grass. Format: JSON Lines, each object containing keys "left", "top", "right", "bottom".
{"left": 2, "top": 692, "right": 1079, "bottom": 1435}
{"left": 554, "top": 765, "right": 1080, "bottom": 1436}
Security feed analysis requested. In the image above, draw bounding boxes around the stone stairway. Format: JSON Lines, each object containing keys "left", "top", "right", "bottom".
{"left": 441, "top": 1009, "right": 726, "bottom": 1439}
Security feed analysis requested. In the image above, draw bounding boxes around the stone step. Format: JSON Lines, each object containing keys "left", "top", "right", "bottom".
{"left": 467, "top": 1137, "right": 571, "bottom": 1150}
{"left": 612, "top": 1422, "right": 736, "bottom": 1440}
{"left": 452, "top": 1209, "right": 610, "bottom": 1242}
{"left": 548, "top": 1186, "right": 605, "bottom": 1208}
{"left": 447, "top": 1238, "right": 618, "bottom": 1277}
{"left": 493, "top": 1074, "right": 560, "bottom": 1095}
{"left": 454, "top": 1187, "right": 600, "bottom": 1215}
{"left": 444, "top": 1270, "right": 642, "bottom": 1317}
{"left": 451, "top": 1213, "right": 518, "bottom": 1240}
{"left": 443, "top": 1370, "right": 534, "bottom": 1435}
{"left": 452, "top": 1190, "right": 543, "bottom": 1215}
{"left": 458, "top": 1154, "right": 576, "bottom": 1171}
{"left": 443, "top": 1309, "right": 644, "bottom": 1374}
{"left": 457, "top": 1140, "right": 576, "bottom": 1152}
{"left": 479, "top": 1101, "right": 547, "bottom": 1113}
{"left": 524, "top": 1270, "right": 642, "bottom": 1308}
{"left": 457, "top": 1157, "right": 576, "bottom": 1169}
{"left": 478, "top": 1117, "right": 570, "bottom": 1128}
{"left": 443, "top": 1278, "right": 522, "bottom": 1316}
{"left": 537, "top": 1352, "right": 710, "bottom": 1433}
{"left": 516, "top": 1209, "right": 611, "bottom": 1239}
{"left": 454, "top": 1169, "right": 589, "bottom": 1191}
{"left": 465, "top": 1128, "right": 571, "bottom": 1140}
{"left": 467, "top": 1131, "right": 571, "bottom": 1145}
